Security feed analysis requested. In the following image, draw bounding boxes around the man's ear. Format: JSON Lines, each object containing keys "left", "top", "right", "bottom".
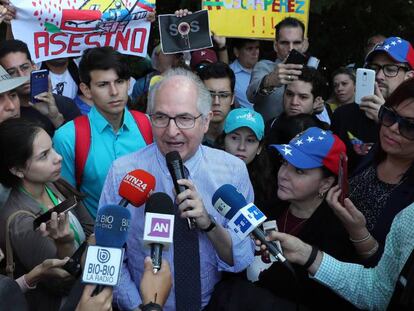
{"left": 301, "top": 38, "right": 309, "bottom": 54}
{"left": 79, "top": 82, "right": 93, "bottom": 100}
{"left": 203, "top": 111, "right": 213, "bottom": 134}
{"left": 233, "top": 47, "right": 239, "bottom": 59}
{"left": 405, "top": 70, "right": 414, "bottom": 79}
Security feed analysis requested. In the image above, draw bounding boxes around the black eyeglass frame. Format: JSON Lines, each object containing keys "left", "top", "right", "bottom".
{"left": 149, "top": 113, "right": 203, "bottom": 129}
{"left": 378, "top": 105, "right": 414, "bottom": 140}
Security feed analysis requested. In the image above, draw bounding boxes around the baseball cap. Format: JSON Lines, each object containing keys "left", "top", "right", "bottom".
{"left": 190, "top": 49, "right": 218, "bottom": 69}
{"left": 365, "top": 36, "right": 414, "bottom": 69}
{"left": 269, "top": 127, "right": 346, "bottom": 175}
{"left": 224, "top": 108, "right": 265, "bottom": 140}
{"left": 0, "top": 65, "right": 29, "bottom": 94}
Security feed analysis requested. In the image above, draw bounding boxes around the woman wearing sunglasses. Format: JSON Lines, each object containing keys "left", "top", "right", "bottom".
{"left": 327, "top": 78, "right": 414, "bottom": 265}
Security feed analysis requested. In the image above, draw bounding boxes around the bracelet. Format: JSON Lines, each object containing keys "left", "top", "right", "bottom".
{"left": 350, "top": 232, "right": 371, "bottom": 243}
{"left": 303, "top": 245, "right": 318, "bottom": 270}
{"left": 139, "top": 302, "right": 163, "bottom": 311}
{"left": 217, "top": 46, "right": 226, "bottom": 51}
{"left": 360, "top": 242, "right": 379, "bottom": 257}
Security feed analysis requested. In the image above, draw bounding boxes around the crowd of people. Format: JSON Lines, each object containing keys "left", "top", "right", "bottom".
{"left": 0, "top": 2, "right": 413, "bottom": 311}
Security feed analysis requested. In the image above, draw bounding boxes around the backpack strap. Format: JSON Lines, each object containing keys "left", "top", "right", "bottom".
{"left": 130, "top": 110, "right": 153, "bottom": 145}
{"left": 5, "top": 210, "right": 36, "bottom": 278}
{"left": 74, "top": 115, "right": 91, "bottom": 190}
{"left": 73, "top": 112, "right": 151, "bottom": 189}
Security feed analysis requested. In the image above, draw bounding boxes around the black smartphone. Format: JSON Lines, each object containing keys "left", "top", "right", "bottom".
{"left": 338, "top": 152, "right": 349, "bottom": 205}
{"left": 33, "top": 196, "right": 77, "bottom": 230}
{"left": 30, "top": 69, "right": 49, "bottom": 103}
{"left": 285, "top": 49, "right": 307, "bottom": 65}
{"left": 62, "top": 241, "right": 88, "bottom": 277}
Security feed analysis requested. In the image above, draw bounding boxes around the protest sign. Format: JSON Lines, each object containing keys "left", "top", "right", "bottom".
{"left": 159, "top": 10, "right": 212, "bottom": 54}
{"left": 202, "top": 0, "right": 310, "bottom": 39}
{"left": 11, "top": 0, "right": 155, "bottom": 63}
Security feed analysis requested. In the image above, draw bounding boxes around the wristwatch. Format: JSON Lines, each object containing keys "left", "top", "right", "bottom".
{"left": 201, "top": 214, "right": 217, "bottom": 233}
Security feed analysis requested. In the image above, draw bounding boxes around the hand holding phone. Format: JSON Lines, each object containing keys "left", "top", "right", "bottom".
{"left": 355, "top": 68, "right": 375, "bottom": 104}
{"left": 33, "top": 196, "right": 77, "bottom": 230}
{"left": 285, "top": 49, "right": 307, "bottom": 65}
{"left": 30, "top": 69, "right": 49, "bottom": 104}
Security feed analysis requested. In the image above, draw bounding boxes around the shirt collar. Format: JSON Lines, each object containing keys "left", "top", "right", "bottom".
{"left": 232, "top": 59, "right": 251, "bottom": 74}
{"left": 89, "top": 106, "right": 133, "bottom": 133}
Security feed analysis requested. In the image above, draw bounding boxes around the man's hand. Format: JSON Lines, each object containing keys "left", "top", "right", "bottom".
{"left": 0, "top": 0, "right": 15, "bottom": 24}
{"left": 360, "top": 82, "right": 385, "bottom": 122}
{"left": 140, "top": 257, "right": 172, "bottom": 306}
{"left": 174, "top": 9, "right": 191, "bottom": 17}
{"left": 31, "top": 91, "right": 64, "bottom": 128}
{"left": 175, "top": 179, "right": 210, "bottom": 230}
{"left": 75, "top": 285, "right": 113, "bottom": 311}
{"left": 264, "top": 63, "right": 303, "bottom": 89}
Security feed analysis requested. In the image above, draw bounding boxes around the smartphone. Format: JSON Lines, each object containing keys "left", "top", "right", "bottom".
{"left": 355, "top": 68, "right": 375, "bottom": 104}
{"left": 285, "top": 49, "right": 307, "bottom": 65}
{"left": 30, "top": 69, "right": 49, "bottom": 103}
{"left": 338, "top": 152, "right": 349, "bottom": 205}
{"left": 62, "top": 241, "right": 88, "bottom": 277}
{"left": 33, "top": 196, "right": 77, "bottom": 230}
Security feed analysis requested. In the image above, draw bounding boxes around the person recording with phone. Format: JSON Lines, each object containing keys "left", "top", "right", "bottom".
{"left": 326, "top": 78, "right": 414, "bottom": 266}
{"left": 0, "top": 40, "right": 81, "bottom": 137}
{"left": 247, "top": 17, "right": 308, "bottom": 122}
{"left": 331, "top": 36, "right": 414, "bottom": 172}
{"left": 0, "top": 118, "right": 93, "bottom": 310}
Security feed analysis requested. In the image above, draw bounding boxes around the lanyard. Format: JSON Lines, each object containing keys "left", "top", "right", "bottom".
{"left": 20, "top": 185, "right": 81, "bottom": 245}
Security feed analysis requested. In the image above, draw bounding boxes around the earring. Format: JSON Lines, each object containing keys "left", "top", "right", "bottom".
{"left": 17, "top": 172, "right": 24, "bottom": 178}
{"left": 318, "top": 192, "right": 325, "bottom": 199}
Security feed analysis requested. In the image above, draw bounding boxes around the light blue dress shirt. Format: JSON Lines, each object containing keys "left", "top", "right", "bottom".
{"left": 312, "top": 202, "right": 414, "bottom": 310}
{"left": 99, "top": 144, "right": 255, "bottom": 310}
{"left": 53, "top": 106, "right": 147, "bottom": 218}
{"left": 230, "top": 60, "right": 254, "bottom": 110}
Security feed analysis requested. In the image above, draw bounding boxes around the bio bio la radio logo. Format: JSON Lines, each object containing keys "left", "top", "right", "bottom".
{"left": 97, "top": 248, "right": 111, "bottom": 264}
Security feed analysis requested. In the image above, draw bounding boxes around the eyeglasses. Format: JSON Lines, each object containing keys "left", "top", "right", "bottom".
{"left": 149, "top": 113, "right": 203, "bottom": 129}
{"left": 379, "top": 106, "right": 414, "bottom": 140}
{"left": 366, "top": 63, "right": 409, "bottom": 77}
{"left": 209, "top": 91, "right": 232, "bottom": 101}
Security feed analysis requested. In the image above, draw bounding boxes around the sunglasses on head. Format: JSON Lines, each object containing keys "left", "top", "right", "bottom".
{"left": 379, "top": 106, "right": 414, "bottom": 140}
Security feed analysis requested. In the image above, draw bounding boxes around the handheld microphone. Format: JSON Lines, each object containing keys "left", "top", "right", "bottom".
{"left": 118, "top": 169, "right": 156, "bottom": 207}
{"left": 165, "top": 151, "right": 196, "bottom": 230}
{"left": 212, "top": 184, "right": 287, "bottom": 264}
{"left": 143, "top": 193, "right": 175, "bottom": 273}
{"left": 82, "top": 204, "right": 131, "bottom": 296}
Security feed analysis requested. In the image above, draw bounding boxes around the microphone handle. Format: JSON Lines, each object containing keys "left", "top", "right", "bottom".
{"left": 174, "top": 182, "right": 197, "bottom": 230}
{"left": 119, "top": 198, "right": 128, "bottom": 208}
{"left": 151, "top": 243, "right": 163, "bottom": 273}
{"left": 253, "top": 227, "right": 287, "bottom": 263}
{"left": 92, "top": 284, "right": 105, "bottom": 296}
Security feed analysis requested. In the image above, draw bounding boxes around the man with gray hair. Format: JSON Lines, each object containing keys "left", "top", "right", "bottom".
{"left": 99, "top": 68, "right": 254, "bottom": 311}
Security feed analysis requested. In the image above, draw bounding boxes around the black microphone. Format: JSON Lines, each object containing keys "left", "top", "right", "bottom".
{"left": 166, "top": 151, "right": 197, "bottom": 229}
{"left": 143, "top": 193, "right": 175, "bottom": 273}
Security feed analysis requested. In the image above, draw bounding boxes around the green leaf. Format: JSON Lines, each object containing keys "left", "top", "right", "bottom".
{"left": 45, "top": 22, "right": 61, "bottom": 34}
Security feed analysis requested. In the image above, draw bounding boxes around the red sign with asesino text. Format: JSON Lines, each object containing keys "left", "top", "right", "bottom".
{"left": 11, "top": 0, "right": 154, "bottom": 62}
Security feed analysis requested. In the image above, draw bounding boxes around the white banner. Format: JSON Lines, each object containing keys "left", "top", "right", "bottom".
{"left": 10, "top": 0, "right": 154, "bottom": 63}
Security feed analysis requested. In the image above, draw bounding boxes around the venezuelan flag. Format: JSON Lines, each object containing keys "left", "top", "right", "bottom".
{"left": 136, "top": 0, "right": 156, "bottom": 11}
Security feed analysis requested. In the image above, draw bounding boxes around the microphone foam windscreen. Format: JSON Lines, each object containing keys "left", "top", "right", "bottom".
{"left": 118, "top": 169, "right": 156, "bottom": 206}
{"left": 145, "top": 192, "right": 175, "bottom": 215}
{"left": 95, "top": 204, "right": 131, "bottom": 248}
{"left": 212, "top": 184, "right": 247, "bottom": 219}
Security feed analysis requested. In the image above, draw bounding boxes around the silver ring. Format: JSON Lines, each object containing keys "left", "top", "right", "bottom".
{"left": 288, "top": 75, "right": 292, "bottom": 81}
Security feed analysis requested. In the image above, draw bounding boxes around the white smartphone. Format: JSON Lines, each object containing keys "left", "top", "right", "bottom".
{"left": 355, "top": 68, "right": 375, "bottom": 104}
